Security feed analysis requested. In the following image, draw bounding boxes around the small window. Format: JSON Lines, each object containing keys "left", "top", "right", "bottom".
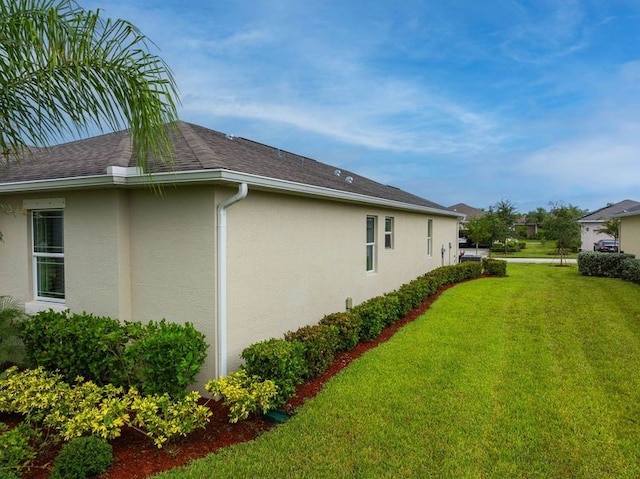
{"left": 384, "top": 217, "right": 394, "bottom": 249}
{"left": 427, "top": 219, "right": 433, "bottom": 256}
{"left": 366, "top": 216, "right": 377, "bottom": 272}
{"left": 32, "top": 210, "right": 65, "bottom": 301}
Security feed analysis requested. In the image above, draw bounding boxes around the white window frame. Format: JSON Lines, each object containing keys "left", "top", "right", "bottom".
{"left": 427, "top": 219, "right": 433, "bottom": 256}
{"left": 366, "top": 215, "right": 377, "bottom": 272}
{"left": 24, "top": 199, "right": 66, "bottom": 308}
{"left": 384, "top": 216, "right": 394, "bottom": 249}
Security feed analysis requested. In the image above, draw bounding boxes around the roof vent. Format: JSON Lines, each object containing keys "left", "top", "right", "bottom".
{"left": 225, "top": 133, "right": 235, "bottom": 140}
{"left": 334, "top": 169, "right": 341, "bottom": 177}
{"left": 345, "top": 176, "right": 354, "bottom": 184}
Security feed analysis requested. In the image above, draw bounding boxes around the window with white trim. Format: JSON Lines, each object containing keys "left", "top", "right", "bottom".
{"left": 384, "top": 217, "right": 394, "bottom": 249}
{"left": 32, "top": 210, "right": 65, "bottom": 301}
{"left": 427, "top": 218, "right": 433, "bottom": 256}
{"left": 366, "top": 215, "right": 377, "bottom": 272}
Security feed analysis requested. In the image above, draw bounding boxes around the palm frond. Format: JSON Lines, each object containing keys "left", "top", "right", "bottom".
{"left": 0, "top": 0, "right": 179, "bottom": 170}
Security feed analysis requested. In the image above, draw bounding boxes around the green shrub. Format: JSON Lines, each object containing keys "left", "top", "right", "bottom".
{"left": 621, "top": 258, "right": 640, "bottom": 284}
{"left": 285, "top": 324, "right": 340, "bottom": 378}
{"left": 483, "top": 258, "right": 507, "bottom": 277}
{"left": 319, "top": 312, "right": 362, "bottom": 352}
{"left": 0, "top": 297, "right": 26, "bottom": 370}
{"left": 578, "top": 252, "right": 636, "bottom": 279}
{"left": 51, "top": 436, "right": 113, "bottom": 479}
{"left": 20, "top": 312, "right": 208, "bottom": 397}
{"left": 205, "top": 370, "right": 278, "bottom": 423}
{"left": 352, "top": 297, "right": 387, "bottom": 342}
{"left": 19, "top": 310, "right": 128, "bottom": 386}
{"left": 0, "top": 423, "right": 36, "bottom": 477}
{"left": 241, "top": 338, "right": 307, "bottom": 405}
{"left": 0, "top": 367, "right": 212, "bottom": 448}
{"left": 124, "top": 320, "right": 208, "bottom": 398}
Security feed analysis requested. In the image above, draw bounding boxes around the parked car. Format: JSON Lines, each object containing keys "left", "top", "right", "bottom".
{"left": 594, "top": 239, "right": 619, "bottom": 253}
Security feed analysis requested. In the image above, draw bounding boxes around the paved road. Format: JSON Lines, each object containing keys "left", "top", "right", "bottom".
{"left": 459, "top": 248, "right": 577, "bottom": 264}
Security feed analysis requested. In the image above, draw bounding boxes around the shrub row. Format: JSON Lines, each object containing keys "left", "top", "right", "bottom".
{"left": 578, "top": 252, "right": 640, "bottom": 284}
{"left": 19, "top": 312, "right": 208, "bottom": 398}
{"left": 241, "top": 261, "right": 491, "bottom": 406}
{"left": 0, "top": 367, "right": 212, "bottom": 449}
{"left": 482, "top": 257, "right": 508, "bottom": 277}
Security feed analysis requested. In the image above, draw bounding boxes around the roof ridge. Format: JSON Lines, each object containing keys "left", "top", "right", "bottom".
{"left": 176, "top": 122, "right": 222, "bottom": 169}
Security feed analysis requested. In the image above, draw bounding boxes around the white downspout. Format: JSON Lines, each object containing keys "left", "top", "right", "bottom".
{"left": 216, "top": 183, "right": 248, "bottom": 377}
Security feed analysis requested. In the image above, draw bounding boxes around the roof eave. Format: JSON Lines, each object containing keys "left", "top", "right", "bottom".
{"left": 0, "top": 168, "right": 459, "bottom": 217}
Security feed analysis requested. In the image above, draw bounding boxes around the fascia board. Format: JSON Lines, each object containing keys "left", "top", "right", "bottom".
{"left": 0, "top": 168, "right": 460, "bottom": 218}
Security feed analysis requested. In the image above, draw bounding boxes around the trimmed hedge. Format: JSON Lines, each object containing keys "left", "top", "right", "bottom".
{"left": 482, "top": 258, "right": 507, "bottom": 277}
{"left": 319, "top": 312, "right": 362, "bottom": 352}
{"left": 240, "top": 261, "right": 490, "bottom": 405}
{"left": 285, "top": 324, "right": 341, "bottom": 379}
{"left": 19, "top": 312, "right": 208, "bottom": 398}
{"left": 578, "top": 252, "right": 635, "bottom": 278}
{"left": 241, "top": 338, "right": 307, "bottom": 405}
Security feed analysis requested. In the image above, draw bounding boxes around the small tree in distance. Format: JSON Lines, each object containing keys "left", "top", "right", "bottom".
{"left": 542, "top": 202, "right": 583, "bottom": 265}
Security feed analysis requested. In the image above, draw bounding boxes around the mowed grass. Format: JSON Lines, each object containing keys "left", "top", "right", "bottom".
{"left": 492, "top": 240, "right": 578, "bottom": 259}
{"left": 156, "top": 264, "right": 640, "bottom": 478}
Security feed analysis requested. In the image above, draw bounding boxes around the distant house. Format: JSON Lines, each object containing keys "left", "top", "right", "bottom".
{"left": 577, "top": 199, "right": 640, "bottom": 251}
{"left": 614, "top": 205, "right": 640, "bottom": 257}
{"left": 0, "top": 122, "right": 461, "bottom": 387}
{"left": 449, "top": 203, "right": 485, "bottom": 244}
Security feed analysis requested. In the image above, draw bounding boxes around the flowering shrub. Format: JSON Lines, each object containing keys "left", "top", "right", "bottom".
{"left": 0, "top": 367, "right": 211, "bottom": 448}
{"left": 205, "top": 370, "right": 278, "bottom": 423}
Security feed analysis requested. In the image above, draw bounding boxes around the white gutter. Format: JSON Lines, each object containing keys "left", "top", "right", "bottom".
{"left": 216, "top": 182, "right": 248, "bottom": 377}
{"left": 0, "top": 168, "right": 459, "bottom": 218}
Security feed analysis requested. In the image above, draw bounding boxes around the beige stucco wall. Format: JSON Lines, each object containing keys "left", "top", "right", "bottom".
{"left": 224, "top": 189, "right": 458, "bottom": 372}
{"left": 580, "top": 221, "right": 613, "bottom": 251}
{"left": 1, "top": 184, "right": 458, "bottom": 389}
{"left": 619, "top": 215, "right": 640, "bottom": 257}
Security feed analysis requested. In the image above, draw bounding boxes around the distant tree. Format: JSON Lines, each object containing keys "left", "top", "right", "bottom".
{"left": 596, "top": 218, "right": 621, "bottom": 241}
{"left": 492, "top": 199, "right": 518, "bottom": 254}
{"left": 465, "top": 215, "right": 492, "bottom": 254}
{"left": 542, "top": 202, "right": 582, "bottom": 265}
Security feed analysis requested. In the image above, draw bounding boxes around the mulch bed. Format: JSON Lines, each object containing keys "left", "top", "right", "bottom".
{"left": 3, "top": 284, "right": 453, "bottom": 478}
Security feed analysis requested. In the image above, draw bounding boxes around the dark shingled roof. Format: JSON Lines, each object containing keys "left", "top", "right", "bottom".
{"left": 448, "top": 203, "right": 485, "bottom": 220}
{"left": 1, "top": 121, "right": 448, "bottom": 211}
{"left": 578, "top": 199, "right": 640, "bottom": 221}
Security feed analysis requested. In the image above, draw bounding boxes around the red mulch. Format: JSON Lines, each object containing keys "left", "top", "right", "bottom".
{"left": 3, "top": 285, "right": 453, "bottom": 478}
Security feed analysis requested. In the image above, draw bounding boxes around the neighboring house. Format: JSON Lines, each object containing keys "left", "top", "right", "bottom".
{"left": 578, "top": 200, "right": 640, "bottom": 251}
{"left": 614, "top": 205, "right": 640, "bottom": 257}
{"left": 0, "top": 122, "right": 461, "bottom": 388}
{"left": 449, "top": 203, "right": 484, "bottom": 243}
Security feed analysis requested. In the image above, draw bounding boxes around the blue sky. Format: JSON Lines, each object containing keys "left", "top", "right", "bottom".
{"left": 85, "top": 0, "right": 640, "bottom": 213}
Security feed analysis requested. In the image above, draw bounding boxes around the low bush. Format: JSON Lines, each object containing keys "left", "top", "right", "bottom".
{"left": 19, "top": 310, "right": 128, "bottom": 386}
{"left": 19, "top": 313, "right": 208, "bottom": 398}
{"left": 51, "top": 436, "right": 113, "bottom": 479}
{"left": 240, "top": 262, "right": 486, "bottom": 406}
{"left": 205, "top": 370, "right": 278, "bottom": 423}
{"left": 578, "top": 252, "right": 636, "bottom": 279}
{"left": 241, "top": 339, "right": 307, "bottom": 405}
{"left": 352, "top": 297, "right": 388, "bottom": 342}
{"left": 0, "top": 422, "right": 36, "bottom": 478}
{"left": 0, "top": 296, "right": 26, "bottom": 369}
{"left": 621, "top": 258, "right": 640, "bottom": 284}
{"left": 483, "top": 258, "right": 507, "bottom": 277}
{"left": 319, "top": 312, "right": 362, "bottom": 352}
{"left": 285, "top": 324, "right": 341, "bottom": 378}
{"left": 0, "top": 367, "right": 211, "bottom": 448}
{"left": 124, "top": 320, "right": 208, "bottom": 398}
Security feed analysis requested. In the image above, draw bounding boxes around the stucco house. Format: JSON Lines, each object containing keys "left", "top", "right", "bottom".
{"left": 614, "top": 205, "right": 640, "bottom": 257}
{"left": 578, "top": 199, "right": 640, "bottom": 251}
{"left": 0, "top": 122, "right": 461, "bottom": 387}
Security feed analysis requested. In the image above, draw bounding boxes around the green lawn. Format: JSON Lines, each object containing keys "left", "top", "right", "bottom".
{"left": 155, "top": 264, "right": 640, "bottom": 478}
{"left": 491, "top": 240, "right": 578, "bottom": 259}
